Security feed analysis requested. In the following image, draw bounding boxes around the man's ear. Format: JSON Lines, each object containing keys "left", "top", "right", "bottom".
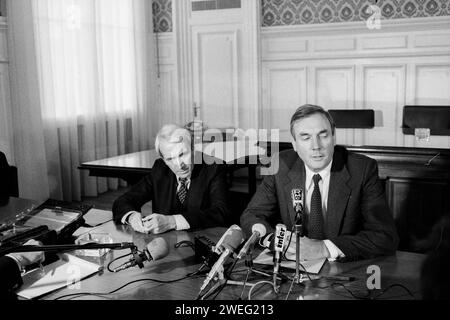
{"left": 291, "top": 138, "right": 297, "bottom": 152}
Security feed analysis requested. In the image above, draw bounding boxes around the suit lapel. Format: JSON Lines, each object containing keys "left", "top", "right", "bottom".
{"left": 186, "top": 163, "right": 203, "bottom": 210}
{"left": 326, "top": 148, "right": 351, "bottom": 238}
{"left": 157, "top": 167, "right": 177, "bottom": 214}
{"left": 283, "top": 158, "right": 306, "bottom": 228}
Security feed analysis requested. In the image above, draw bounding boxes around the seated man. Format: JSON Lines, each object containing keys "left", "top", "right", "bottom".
{"left": 240, "top": 104, "right": 398, "bottom": 261}
{"left": 113, "top": 124, "right": 231, "bottom": 234}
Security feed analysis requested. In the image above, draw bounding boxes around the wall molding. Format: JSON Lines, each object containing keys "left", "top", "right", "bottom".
{"left": 262, "top": 16, "right": 450, "bottom": 61}
{"left": 261, "top": 15, "right": 450, "bottom": 35}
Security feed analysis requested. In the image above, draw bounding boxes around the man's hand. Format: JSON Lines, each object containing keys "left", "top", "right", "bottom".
{"left": 286, "top": 236, "right": 330, "bottom": 261}
{"left": 128, "top": 211, "right": 148, "bottom": 233}
{"left": 142, "top": 213, "right": 176, "bottom": 234}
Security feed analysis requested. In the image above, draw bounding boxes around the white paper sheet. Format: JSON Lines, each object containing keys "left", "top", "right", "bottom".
{"left": 17, "top": 253, "right": 101, "bottom": 299}
{"left": 253, "top": 249, "right": 326, "bottom": 274}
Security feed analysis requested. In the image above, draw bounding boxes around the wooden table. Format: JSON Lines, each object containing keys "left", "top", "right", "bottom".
{"left": 79, "top": 141, "right": 267, "bottom": 195}
{"left": 36, "top": 209, "right": 424, "bottom": 301}
{"left": 78, "top": 149, "right": 160, "bottom": 185}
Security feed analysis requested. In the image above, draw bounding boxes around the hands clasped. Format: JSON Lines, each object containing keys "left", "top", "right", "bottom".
{"left": 128, "top": 212, "right": 176, "bottom": 234}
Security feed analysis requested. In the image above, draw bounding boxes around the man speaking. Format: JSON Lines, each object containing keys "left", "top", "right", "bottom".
{"left": 240, "top": 105, "right": 398, "bottom": 261}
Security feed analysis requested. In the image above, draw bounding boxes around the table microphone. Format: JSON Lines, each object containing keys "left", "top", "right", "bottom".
{"left": 273, "top": 223, "right": 287, "bottom": 289}
{"left": 236, "top": 223, "right": 267, "bottom": 260}
{"left": 113, "top": 237, "right": 169, "bottom": 272}
{"left": 291, "top": 188, "right": 304, "bottom": 283}
{"left": 198, "top": 225, "right": 244, "bottom": 294}
{"left": 291, "top": 189, "right": 304, "bottom": 237}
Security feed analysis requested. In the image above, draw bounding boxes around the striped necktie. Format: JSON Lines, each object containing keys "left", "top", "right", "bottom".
{"left": 309, "top": 174, "right": 325, "bottom": 239}
{"left": 177, "top": 178, "right": 188, "bottom": 204}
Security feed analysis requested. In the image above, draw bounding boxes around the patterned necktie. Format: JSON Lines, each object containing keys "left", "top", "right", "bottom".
{"left": 177, "top": 178, "right": 188, "bottom": 204}
{"left": 309, "top": 174, "right": 325, "bottom": 239}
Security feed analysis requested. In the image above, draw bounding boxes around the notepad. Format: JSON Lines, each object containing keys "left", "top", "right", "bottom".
{"left": 16, "top": 253, "right": 101, "bottom": 299}
{"left": 253, "top": 249, "right": 326, "bottom": 274}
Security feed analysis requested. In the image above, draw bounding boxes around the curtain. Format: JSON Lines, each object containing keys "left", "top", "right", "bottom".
{"left": 7, "top": 0, "right": 158, "bottom": 201}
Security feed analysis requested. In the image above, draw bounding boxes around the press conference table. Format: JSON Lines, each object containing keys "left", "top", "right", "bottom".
{"left": 34, "top": 209, "right": 424, "bottom": 300}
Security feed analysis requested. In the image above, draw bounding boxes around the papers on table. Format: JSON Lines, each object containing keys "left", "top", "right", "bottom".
{"left": 23, "top": 208, "right": 81, "bottom": 233}
{"left": 17, "top": 253, "right": 101, "bottom": 299}
{"left": 253, "top": 249, "right": 326, "bottom": 274}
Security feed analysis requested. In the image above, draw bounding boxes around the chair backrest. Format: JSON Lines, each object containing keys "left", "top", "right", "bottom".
{"left": 402, "top": 105, "right": 450, "bottom": 136}
{"left": 0, "top": 151, "right": 19, "bottom": 197}
{"left": 328, "top": 109, "right": 375, "bottom": 129}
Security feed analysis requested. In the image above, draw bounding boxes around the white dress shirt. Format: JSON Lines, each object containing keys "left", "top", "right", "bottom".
{"left": 304, "top": 161, "right": 345, "bottom": 260}
{"left": 121, "top": 176, "right": 191, "bottom": 231}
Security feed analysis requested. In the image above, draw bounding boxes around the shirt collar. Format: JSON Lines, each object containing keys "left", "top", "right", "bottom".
{"left": 304, "top": 160, "right": 333, "bottom": 190}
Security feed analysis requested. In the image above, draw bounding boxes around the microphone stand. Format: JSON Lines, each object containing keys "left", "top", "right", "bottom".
{"left": 197, "top": 248, "right": 272, "bottom": 300}
{"left": 284, "top": 212, "right": 308, "bottom": 299}
{"left": 235, "top": 248, "right": 272, "bottom": 299}
{"left": 293, "top": 219, "right": 304, "bottom": 284}
{"left": 290, "top": 211, "right": 306, "bottom": 285}
{"left": 3, "top": 242, "right": 138, "bottom": 254}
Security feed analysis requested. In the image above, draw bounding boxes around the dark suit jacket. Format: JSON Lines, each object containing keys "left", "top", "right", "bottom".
{"left": 1, "top": 151, "right": 11, "bottom": 197}
{"left": 113, "top": 156, "right": 231, "bottom": 230}
{"left": 0, "top": 151, "right": 18, "bottom": 198}
{"left": 0, "top": 255, "right": 22, "bottom": 300}
{"left": 240, "top": 145, "right": 399, "bottom": 261}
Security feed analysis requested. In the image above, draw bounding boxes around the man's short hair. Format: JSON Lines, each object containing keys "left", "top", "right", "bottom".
{"left": 155, "top": 124, "right": 192, "bottom": 157}
{"left": 290, "top": 104, "right": 336, "bottom": 139}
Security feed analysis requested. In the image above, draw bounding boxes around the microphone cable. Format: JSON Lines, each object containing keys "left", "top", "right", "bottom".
{"left": 247, "top": 279, "right": 277, "bottom": 301}
{"left": 53, "top": 267, "right": 208, "bottom": 300}
{"left": 106, "top": 251, "right": 140, "bottom": 273}
{"left": 327, "top": 282, "right": 417, "bottom": 300}
{"left": 106, "top": 238, "right": 189, "bottom": 273}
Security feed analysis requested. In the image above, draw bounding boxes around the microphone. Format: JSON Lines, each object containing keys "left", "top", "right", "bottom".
{"left": 213, "top": 224, "right": 242, "bottom": 254}
{"left": 199, "top": 225, "right": 244, "bottom": 294}
{"left": 236, "top": 224, "right": 267, "bottom": 260}
{"left": 273, "top": 223, "right": 287, "bottom": 288}
{"left": 291, "top": 188, "right": 304, "bottom": 225}
{"left": 113, "top": 237, "right": 169, "bottom": 272}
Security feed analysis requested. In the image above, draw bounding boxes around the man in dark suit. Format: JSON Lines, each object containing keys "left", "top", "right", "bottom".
{"left": 0, "top": 239, "right": 44, "bottom": 299}
{"left": 240, "top": 104, "right": 398, "bottom": 261}
{"left": 113, "top": 124, "right": 231, "bottom": 234}
{"left": 1, "top": 151, "right": 11, "bottom": 198}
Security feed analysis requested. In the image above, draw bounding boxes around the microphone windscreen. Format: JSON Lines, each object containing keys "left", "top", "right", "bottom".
{"left": 146, "top": 237, "right": 170, "bottom": 260}
{"left": 221, "top": 225, "right": 244, "bottom": 252}
{"left": 251, "top": 223, "right": 267, "bottom": 238}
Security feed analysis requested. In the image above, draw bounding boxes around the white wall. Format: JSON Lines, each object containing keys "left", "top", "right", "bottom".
{"left": 261, "top": 17, "right": 450, "bottom": 147}
{"left": 158, "top": 5, "right": 450, "bottom": 148}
